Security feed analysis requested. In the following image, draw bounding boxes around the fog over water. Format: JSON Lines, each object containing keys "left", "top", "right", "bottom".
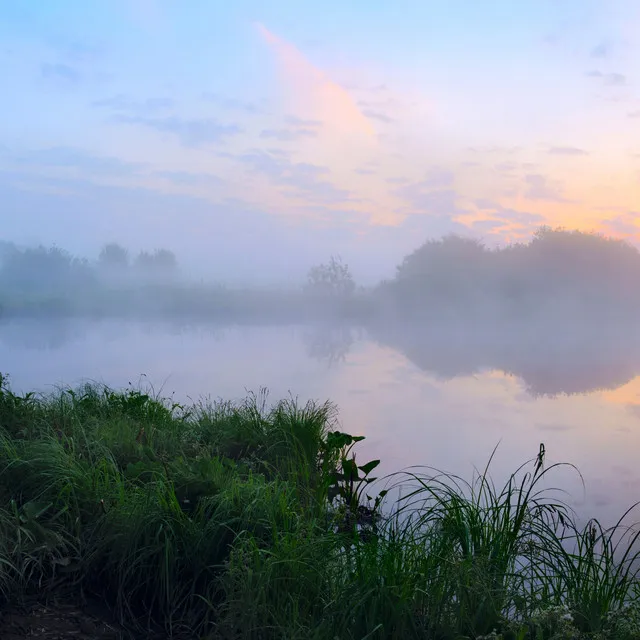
{"left": 3, "top": 309, "right": 640, "bottom": 527}
{"left": 5, "top": 229, "right": 640, "bottom": 529}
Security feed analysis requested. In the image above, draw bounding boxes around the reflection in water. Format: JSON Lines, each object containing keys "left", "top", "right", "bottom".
{"left": 303, "top": 321, "right": 640, "bottom": 397}
{"left": 3, "top": 318, "right": 640, "bottom": 397}
{"left": 2, "top": 318, "right": 640, "bottom": 527}
{"left": 303, "top": 325, "right": 356, "bottom": 367}
{"left": 371, "top": 324, "right": 639, "bottom": 397}
{"left": 1, "top": 318, "right": 230, "bottom": 351}
{"left": 1, "top": 318, "right": 88, "bottom": 350}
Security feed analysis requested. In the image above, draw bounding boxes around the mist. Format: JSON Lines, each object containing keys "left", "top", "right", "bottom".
{"left": 3, "top": 225, "right": 640, "bottom": 323}
{"left": 6, "top": 2, "right": 640, "bottom": 633}
{"left": 4, "top": 224, "right": 640, "bottom": 395}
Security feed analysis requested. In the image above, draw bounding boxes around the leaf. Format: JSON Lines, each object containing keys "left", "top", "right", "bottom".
{"left": 358, "top": 459, "right": 380, "bottom": 475}
{"left": 341, "top": 458, "right": 359, "bottom": 480}
{"left": 326, "top": 431, "right": 353, "bottom": 449}
{"left": 326, "top": 472, "right": 344, "bottom": 485}
{"left": 22, "top": 501, "right": 52, "bottom": 520}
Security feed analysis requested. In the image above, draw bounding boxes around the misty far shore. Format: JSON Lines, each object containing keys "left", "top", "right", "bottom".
{"left": 2, "top": 226, "right": 640, "bottom": 328}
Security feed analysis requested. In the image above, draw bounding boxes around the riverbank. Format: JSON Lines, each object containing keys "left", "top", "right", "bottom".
{"left": 1, "top": 374, "right": 639, "bottom": 639}
{"left": 0, "top": 284, "right": 372, "bottom": 323}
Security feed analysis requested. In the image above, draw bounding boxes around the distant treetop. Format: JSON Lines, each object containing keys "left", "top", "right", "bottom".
{"left": 98, "top": 243, "right": 129, "bottom": 268}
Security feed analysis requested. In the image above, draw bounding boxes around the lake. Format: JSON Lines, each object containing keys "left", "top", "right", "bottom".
{"left": 2, "top": 317, "right": 640, "bottom": 527}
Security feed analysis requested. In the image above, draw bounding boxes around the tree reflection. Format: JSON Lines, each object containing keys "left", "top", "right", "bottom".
{"left": 370, "top": 321, "right": 640, "bottom": 397}
{"left": 303, "top": 324, "right": 355, "bottom": 367}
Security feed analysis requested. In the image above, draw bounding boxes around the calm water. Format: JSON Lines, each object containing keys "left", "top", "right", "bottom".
{"left": 2, "top": 318, "right": 640, "bottom": 526}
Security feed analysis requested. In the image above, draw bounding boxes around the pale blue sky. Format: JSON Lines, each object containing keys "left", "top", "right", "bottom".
{"left": 1, "top": 0, "right": 639, "bottom": 283}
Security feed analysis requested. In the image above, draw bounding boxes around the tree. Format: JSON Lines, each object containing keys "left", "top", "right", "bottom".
{"left": 98, "top": 243, "right": 129, "bottom": 269}
{"left": 305, "top": 256, "right": 355, "bottom": 297}
{"left": 395, "top": 234, "right": 486, "bottom": 281}
{"left": 135, "top": 248, "right": 177, "bottom": 271}
{"left": 0, "top": 241, "right": 17, "bottom": 265}
{"left": 151, "top": 248, "right": 177, "bottom": 270}
{"left": 0, "top": 245, "right": 95, "bottom": 294}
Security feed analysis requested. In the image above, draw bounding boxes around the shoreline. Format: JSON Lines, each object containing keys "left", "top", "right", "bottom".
{"left": 1, "top": 376, "right": 640, "bottom": 638}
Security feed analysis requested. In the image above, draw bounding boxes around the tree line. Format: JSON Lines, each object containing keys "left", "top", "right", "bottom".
{"left": 97, "top": 243, "right": 177, "bottom": 271}
{"left": 2, "top": 227, "right": 640, "bottom": 320}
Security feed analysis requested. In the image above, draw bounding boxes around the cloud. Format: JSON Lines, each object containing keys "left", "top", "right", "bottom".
{"left": 586, "top": 70, "right": 627, "bottom": 86}
{"left": 259, "top": 128, "right": 318, "bottom": 142}
{"left": 46, "top": 37, "right": 104, "bottom": 63}
{"left": 391, "top": 208, "right": 469, "bottom": 240}
{"left": 590, "top": 41, "right": 612, "bottom": 58}
{"left": 387, "top": 177, "right": 410, "bottom": 185}
{"left": 234, "top": 150, "right": 350, "bottom": 204}
{"left": 469, "top": 204, "right": 546, "bottom": 236}
{"left": 362, "top": 109, "right": 394, "bottom": 124}
{"left": 474, "top": 198, "right": 500, "bottom": 210}
{"left": 13, "top": 147, "right": 144, "bottom": 178}
{"left": 523, "top": 174, "right": 567, "bottom": 202}
{"left": 491, "top": 208, "right": 545, "bottom": 227}
{"left": 494, "top": 161, "right": 518, "bottom": 173}
{"left": 236, "top": 152, "right": 327, "bottom": 181}
{"left": 468, "top": 146, "right": 521, "bottom": 154}
{"left": 284, "top": 115, "right": 322, "bottom": 128}
{"left": 629, "top": 111, "right": 640, "bottom": 118}
{"left": 40, "top": 62, "right": 81, "bottom": 86}
{"left": 262, "top": 147, "right": 290, "bottom": 158}
{"left": 255, "top": 23, "right": 375, "bottom": 139}
{"left": 606, "top": 73, "right": 627, "bottom": 86}
{"left": 39, "top": 35, "right": 111, "bottom": 89}
{"left": 258, "top": 115, "right": 325, "bottom": 141}
{"left": 392, "top": 169, "right": 460, "bottom": 221}
{"left": 548, "top": 146, "right": 589, "bottom": 156}
{"left": 355, "top": 168, "right": 376, "bottom": 176}
{"left": 394, "top": 168, "right": 455, "bottom": 209}
{"left": 92, "top": 94, "right": 174, "bottom": 114}
{"left": 603, "top": 211, "right": 640, "bottom": 237}
{"left": 154, "top": 171, "right": 223, "bottom": 186}
{"left": 395, "top": 187, "right": 461, "bottom": 216}
{"left": 201, "top": 93, "right": 263, "bottom": 114}
{"left": 113, "top": 115, "right": 242, "bottom": 146}
{"left": 471, "top": 219, "right": 507, "bottom": 233}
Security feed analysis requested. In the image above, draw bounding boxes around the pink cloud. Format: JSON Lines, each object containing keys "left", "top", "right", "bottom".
{"left": 255, "top": 23, "right": 375, "bottom": 139}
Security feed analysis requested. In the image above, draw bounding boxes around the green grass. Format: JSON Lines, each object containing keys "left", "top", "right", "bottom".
{"left": 1, "top": 373, "right": 640, "bottom": 639}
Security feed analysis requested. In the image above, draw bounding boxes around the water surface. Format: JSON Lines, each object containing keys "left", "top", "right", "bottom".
{"left": 2, "top": 318, "right": 640, "bottom": 526}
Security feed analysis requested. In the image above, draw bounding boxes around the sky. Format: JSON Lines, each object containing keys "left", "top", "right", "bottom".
{"left": 1, "top": 0, "right": 640, "bottom": 283}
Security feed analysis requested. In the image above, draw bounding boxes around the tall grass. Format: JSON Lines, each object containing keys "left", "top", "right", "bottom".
{"left": 1, "top": 372, "right": 640, "bottom": 638}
